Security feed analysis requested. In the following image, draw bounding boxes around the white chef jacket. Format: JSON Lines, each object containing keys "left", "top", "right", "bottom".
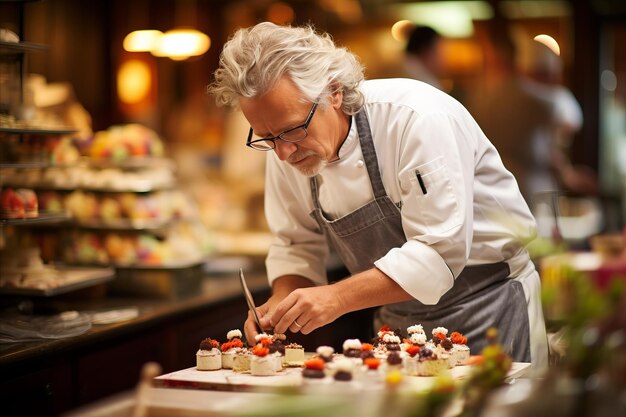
{"left": 264, "top": 78, "right": 538, "bottom": 305}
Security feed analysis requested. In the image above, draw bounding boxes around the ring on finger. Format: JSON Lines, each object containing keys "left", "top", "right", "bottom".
{"left": 293, "top": 319, "right": 303, "bottom": 328}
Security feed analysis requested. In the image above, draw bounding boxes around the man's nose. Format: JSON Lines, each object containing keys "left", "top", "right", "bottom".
{"left": 273, "top": 140, "right": 298, "bottom": 161}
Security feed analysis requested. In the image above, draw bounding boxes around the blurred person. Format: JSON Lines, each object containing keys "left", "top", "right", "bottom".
{"left": 208, "top": 22, "right": 548, "bottom": 368}
{"left": 403, "top": 25, "right": 444, "bottom": 89}
{"left": 467, "top": 31, "right": 598, "bottom": 210}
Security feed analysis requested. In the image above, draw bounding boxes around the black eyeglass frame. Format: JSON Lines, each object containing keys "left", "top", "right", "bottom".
{"left": 246, "top": 100, "right": 319, "bottom": 151}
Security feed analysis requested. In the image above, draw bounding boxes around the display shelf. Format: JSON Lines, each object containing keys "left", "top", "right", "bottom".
{"left": 0, "top": 126, "right": 78, "bottom": 135}
{"left": 74, "top": 217, "right": 175, "bottom": 231}
{"left": 0, "top": 211, "right": 70, "bottom": 226}
{"left": 0, "top": 161, "right": 50, "bottom": 169}
{"left": 0, "top": 40, "right": 48, "bottom": 54}
{"left": 0, "top": 182, "right": 176, "bottom": 193}
{"left": 0, "top": 266, "right": 114, "bottom": 297}
{"left": 87, "top": 157, "right": 176, "bottom": 171}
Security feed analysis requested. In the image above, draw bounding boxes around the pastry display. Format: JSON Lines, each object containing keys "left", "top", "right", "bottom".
{"left": 189, "top": 323, "right": 472, "bottom": 386}
{"left": 88, "top": 124, "right": 165, "bottom": 162}
{"left": 196, "top": 338, "right": 221, "bottom": 371}
{"left": 1, "top": 187, "right": 38, "bottom": 219}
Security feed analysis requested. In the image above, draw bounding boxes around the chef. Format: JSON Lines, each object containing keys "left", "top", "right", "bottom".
{"left": 208, "top": 22, "right": 548, "bottom": 369}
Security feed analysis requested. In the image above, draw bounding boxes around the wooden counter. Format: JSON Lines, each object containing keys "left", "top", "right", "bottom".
{"left": 0, "top": 271, "right": 271, "bottom": 417}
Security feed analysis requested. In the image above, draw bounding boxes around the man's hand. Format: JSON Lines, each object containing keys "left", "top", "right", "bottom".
{"left": 243, "top": 275, "right": 315, "bottom": 344}
{"left": 243, "top": 295, "right": 281, "bottom": 345}
{"left": 270, "top": 285, "right": 346, "bottom": 335}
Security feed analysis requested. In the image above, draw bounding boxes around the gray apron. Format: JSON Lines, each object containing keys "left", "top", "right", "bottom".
{"left": 309, "top": 110, "right": 531, "bottom": 362}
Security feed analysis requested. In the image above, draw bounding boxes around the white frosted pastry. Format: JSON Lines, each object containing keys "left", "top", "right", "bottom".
{"left": 413, "top": 356, "right": 449, "bottom": 376}
{"left": 451, "top": 344, "right": 470, "bottom": 365}
{"left": 450, "top": 331, "right": 471, "bottom": 365}
{"left": 284, "top": 343, "right": 305, "bottom": 366}
{"left": 232, "top": 349, "right": 251, "bottom": 372}
{"left": 221, "top": 329, "right": 245, "bottom": 369}
{"left": 409, "top": 332, "right": 427, "bottom": 346}
{"left": 196, "top": 338, "right": 221, "bottom": 371}
{"left": 407, "top": 324, "right": 424, "bottom": 335}
{"left": 250, "top": 353, "right": 276, "bottom": 376}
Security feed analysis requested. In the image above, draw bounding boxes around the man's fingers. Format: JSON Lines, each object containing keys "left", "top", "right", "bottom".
{"left": 243, "top": 314, "right": 259, "bottom": 345}
{"left": 270, "top": 294, "right": 299, "bottom": 334}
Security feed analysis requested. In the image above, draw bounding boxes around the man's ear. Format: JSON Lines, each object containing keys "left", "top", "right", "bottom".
{"left": 329, "top": 83, "right": 343, "bottom": 109}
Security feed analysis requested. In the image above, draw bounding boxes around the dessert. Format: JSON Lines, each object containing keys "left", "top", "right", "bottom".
{"left": 332, "top": 359, "right": 355, "bottom": 386}
{"left": 1, "top": 188, "right": 25, "bottom": 219}
{"left": 302, "top": 358, "right": 326, "bottom": 382}
{"left": 250, "top": 345, "right": 276, "bottom": 376}
{"left": 221, "top": 329, "right": 245, "bottom": 369}
{"left": 255, "top": 333, "right": 283, "bottom": 372}
{"left": 431, "top": 327, "right": 456, "bottom": 368}
{"left": 17, "top": 189, "right": 38, "bottom": 218}
{"left": 315, "top": 345, "right": 335, "bottom": 363}
{"left": 450, "top": 331, "right": 470, "bottom": 365}
{"left": 385, "top": 351, "right": 404, "bottom": 373}
{"left": 360, "top": 343, "right": 375, "bottom": 360}
{"left": 284, "top": 343, "right": 305, "bottom": 366}
{"left": 232, "top": 348, "right": 251, "bottom": 373}
{"left": 196, "top": 338, "right": 221, "bottom": 371}
{"left": 362, "top": 357, "right": 384, "bottom": 385}
{"left": 342, "top": 338, "right": 363, "bottom": 361}
{"left": 410, "top": 347, "right": 450, "bottom": 376}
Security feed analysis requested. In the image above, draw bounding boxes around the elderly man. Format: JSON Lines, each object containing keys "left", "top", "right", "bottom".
{"left": 208, "top": 22, "right": 548, "bottom": 368}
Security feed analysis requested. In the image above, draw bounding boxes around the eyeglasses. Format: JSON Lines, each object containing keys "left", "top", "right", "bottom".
{"left": 246, "top": 101, "right": 319, "bottom": 151}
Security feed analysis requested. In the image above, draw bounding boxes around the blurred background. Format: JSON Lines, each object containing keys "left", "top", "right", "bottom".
{"left": 1, "top": 1, "right": 626, "bottom": 415}
{"left": 2, "top": 0, "right": 625, "bottom": 243}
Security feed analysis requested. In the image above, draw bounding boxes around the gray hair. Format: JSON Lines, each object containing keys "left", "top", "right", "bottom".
{"left": 208, "top": 22, "right": 365, "bottom": 115}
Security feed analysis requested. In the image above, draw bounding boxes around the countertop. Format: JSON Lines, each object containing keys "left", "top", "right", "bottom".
{"left": 0, "top": 269, "right": 270, "bottom": 370}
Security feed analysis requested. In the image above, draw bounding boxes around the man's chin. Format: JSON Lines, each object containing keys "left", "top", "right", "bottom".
{"left": 290, "top": 157, "right": 327, "bottom": 177}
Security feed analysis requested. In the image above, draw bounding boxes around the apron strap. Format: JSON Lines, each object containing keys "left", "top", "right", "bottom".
{"left": 354, "top": 110, "right": 387, "bottom": 199}
{"left": 310, "top": 175, "right": 322, "bottom": 209}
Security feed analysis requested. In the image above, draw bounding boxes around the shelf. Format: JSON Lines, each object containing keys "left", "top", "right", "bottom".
{"left": 0, "top": 182, "right": 176, "bottom": 193}
{"left": 0, "top": 212, "right": 70, "bottom": 226}
{"left": 75, "top": 217, "right": 175, "bottom": 231}
{"left": 0, "top": 126, "right": 78, "bottom": 135}
{"left": 0, "top": 266, "right": 114, "bottom": 297}
{"left": 0, "top": 161, "right": 50, "bottom": 169}
{"left": 87, "top": 157, "right": 176, "bottom": 171}
{"left": 0, "top": 40, "right": 48, "bottom": 55}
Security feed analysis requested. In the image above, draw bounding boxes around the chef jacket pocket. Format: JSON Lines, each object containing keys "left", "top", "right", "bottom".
{"left": 406, "top": 158, "right": 462, "bottom": 235}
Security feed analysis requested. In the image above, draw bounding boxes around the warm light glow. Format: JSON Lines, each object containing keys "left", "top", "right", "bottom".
{"left": 117, "top": 59, "right": 152, "bottom": 104}
{"left": 266, "top": 2, "right": 295, "bottom": 25}
{"left": 151, "top": 29, "right": 210, "bottom": 60}
{"left": 318, "top": 0, "right": 363, "bottom": 23}
{"left": 123, "top": 30, "right": 163, "bottom": 52}
{"left": 390, "top": 1, "right": 493, "bottom": 38}
{"left": 533, "top": 34, "right": 560, "bottom": 56}
{"left": 391, "top": 20, "right": 414, "bottom": 42}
